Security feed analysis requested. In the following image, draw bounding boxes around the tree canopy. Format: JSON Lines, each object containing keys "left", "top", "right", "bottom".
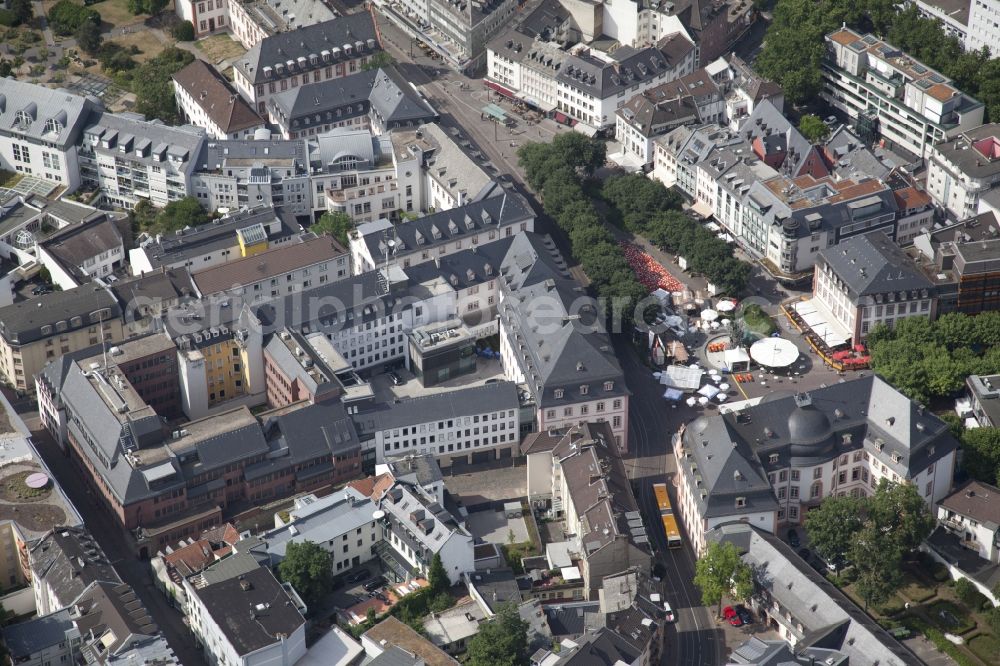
{"left": 798, "top": 114, "right": 830, "bottom": 143}
{"left": 10, "top": 0, "right": 33, "bottom": 25}
{"left": 465, "top": 602, "right": 529, "bottom": 666}
{"left": 127, "top": 0, "right": 168, "bottom": 14}
{"left": 312, "top": 211, "right": 353, "bottom": 246}
{"left": 961, "top": 428, "right": 1000, "bottom": 487}
{"left": 867, "top": 313, "right": 1000, "bottom": 404}
{"left": 138, "top": 197, "right": 210, "bottom": 235}
{"left": 277, "top": 541, "right": 332, "bottom": 607}
{"left": 758, "top": 0, "right": 1000, "bottom": 120}
{"left": 807, "top": 479, "right": 934, "bottom": 609}
{"left": 427, "top": 552, "right": 450, "bottom": 594}
{"left": 517, "top": 135, "right": 651, "bottom": 327}
{"left": 48, "top": 0, "right": 100, "bottom": 36}
{"left": 113, "top": 47, "right": 195, "bottom": 123}
{"left": 804, "top": 495, "right": 864, "bottom": 570}
{"left": 75, "top": 19, "right": 103, "bottom": 55}
{"left": 693, "top": 541, "right": 754, "bottom": 617}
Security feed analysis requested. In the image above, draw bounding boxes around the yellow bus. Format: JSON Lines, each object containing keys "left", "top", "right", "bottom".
{"left": 653, "top": 483, "right": 682, "bottom": 549}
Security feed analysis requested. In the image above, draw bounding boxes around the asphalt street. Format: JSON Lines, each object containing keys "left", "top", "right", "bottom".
{"left": 614, "top": 334, "right": 728, "bottom": 666}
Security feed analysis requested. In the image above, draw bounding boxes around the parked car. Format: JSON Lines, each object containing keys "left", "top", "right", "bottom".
{"left": 388, "top": 371, "right": 403, "bottom": 386}
{"left": 346, "top": 569, "right": 370, "bottom": 583}
{"left": 787, "top": 528, "right": 800, "bottom": 548}
{"left": 663, "top": 601, "right": 675, "bottom": 623}
{"left": 735, "top": 605, "right": 753, "bottom": 625}
{"left": 723, "top": 606, "right": 742, "bottom": 626}
{"left": 31, "top": 285, "right": 51, "bottom": 295}
{"left": 364, "top": 577, "right": 386, "bottom": 592}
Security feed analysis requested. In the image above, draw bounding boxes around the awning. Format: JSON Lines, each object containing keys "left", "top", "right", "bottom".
{"left": 660, "top": 365, "right": 704, "bottom": 391}
{"left": 690, "top": 200, "right": 714, "bottom": 219}
{"left": 723, "top": 347, "right": 751, "bottom": 367}
{"left": 663, "top": 388, "right": 684, "bottom": 401}
{"left": 554, "top": 111, "right": 570, "bottom": 124}
{"left": 484, "top": 80, "right": 516, "bottom": 98}
{"left": 573, "top": 122, "right": 599, "bottom": 137}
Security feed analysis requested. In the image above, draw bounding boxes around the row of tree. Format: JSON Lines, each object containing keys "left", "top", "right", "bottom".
{"left": 517, "top": 134, "right": 652, "bottom": 325}
{"left": 866, "top": 313, "right": 1000, "bottom": 404}
{"left": 600, "top": 174, "right": 750, "bottom": 294}
{"left": 757, "top": 0, "right": 1000, "bottom": 123}
{"left": 804, "top": 480, "right": 935, "bottom": 610}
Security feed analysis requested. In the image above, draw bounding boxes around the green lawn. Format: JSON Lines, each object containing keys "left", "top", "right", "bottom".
{"left": 968, "top": 634, "right": 1000, "bottom": 665}
{"left": 195, "top": 33, "right": 245, "bottom": 64}
{"left": 88, "top": 0, "right": 155, "bottom": 28}
{"left": 0, "top": 170, "right": 23, "bottom": 188}
{"left": 899, "top": 572, "right": 937, "bottom": 603}
{"left": 927, "top": 600, "right": 977, "bottom": 635}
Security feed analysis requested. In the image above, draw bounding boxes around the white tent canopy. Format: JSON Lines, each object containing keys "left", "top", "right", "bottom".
{"left": 660, "top": 365, "right": 705, "bottom": 391}
{"left": 701, "top": 309, "right": 719, "bottom": 322}
{"left": 749, "top": 338, "right": 800, "bottom": 368}
{"left": 793, "top": 299, "right": 851, "bottom": 347}
{"left": 698, "top": 384, "right": 720, "bottom": 399}
{"left": 716, "top": 300, "right": 736, "bottom": 312}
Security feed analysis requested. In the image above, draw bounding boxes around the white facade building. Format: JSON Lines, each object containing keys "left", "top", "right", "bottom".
{"left": 822, "top": 27, "right": 984, "bottom": 158}
{"left": 925, "top": 123, "right": 1000, "bottom": 221}
{"left": 937, "top": 480, "right": 1000, "bottom": 565}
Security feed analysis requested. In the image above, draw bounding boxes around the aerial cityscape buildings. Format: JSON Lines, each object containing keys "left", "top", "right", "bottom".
{"left": 0, "top": 0, "right": 999, "bottom": 664}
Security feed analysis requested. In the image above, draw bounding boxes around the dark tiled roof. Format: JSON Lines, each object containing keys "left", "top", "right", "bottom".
{"left": 28, "top": 527, "right": 122, "bottom": 611}
{"left": 939, "top": 480, "right": 1000, "bottom": 527}
{"left": 0, "top": 284, "right": 121, "bottom": 345}
{"left": 237, "top": 14, "right": 381, "bottom": 86}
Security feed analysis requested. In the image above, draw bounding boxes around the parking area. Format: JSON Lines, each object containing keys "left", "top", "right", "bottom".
{"left": 370, "top": 356, "right": 505, "bottom": 402}
{"left": 465, "top": 509, "right": 529, "bottom": 545}
{"left": 717, "top": 603, "right": 782, "bottom": 658}
{"left": 444, "top": 460, "right": 526, "bottom": 508}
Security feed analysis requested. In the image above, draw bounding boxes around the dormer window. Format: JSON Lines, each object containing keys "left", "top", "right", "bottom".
{"left": 769, "top": 453, "right": 779, "bottom": 464}
{"left": 604, "top": 381, "right": 614, "bottom": 391}
{"left": 735, "top": 497, "right": 746, "bottom": 508}
{"left": 14, "top": 110, "right": 32, "bottom": 129}
{"left": 44, "top": 118, "right": 63, "bottom": 135}
{"left": 554, "top": 389, "right": 564, "bottom": 399}
{"left": 891, "top": 452, "right": 901, "bottom": 464}
{"left": 580, "top": 385, "right": 589, "bottom": 395}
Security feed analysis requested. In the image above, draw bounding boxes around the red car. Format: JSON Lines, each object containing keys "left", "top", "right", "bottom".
{"left": 722, "top": 606, "right": 743, "bottom": 627}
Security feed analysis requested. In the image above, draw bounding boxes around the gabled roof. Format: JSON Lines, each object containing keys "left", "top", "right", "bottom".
{"left": 28, "top": 527, "right": 122, "bottom": 612}
{"left": 172, "top": 59, "right": 264, "bottom": 134}
{"left": 0, "top": 284, "right": 121, "bottom": 345}
{"left": 939, "top": 480, "right": 1000, "bottom": 529}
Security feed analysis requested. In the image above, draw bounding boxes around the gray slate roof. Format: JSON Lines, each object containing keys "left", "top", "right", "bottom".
{"left": 817, "top": 231, "right": 932, "bottom": 298}
{"left": 0, "top": 284, "right": 120, "bottom": 345}
{"left": 711, "top": 523, "right": 920, "bottom": 665}
{"left": 40, "top": 214, "right": 122, "bottom": 272}
{"left": 498, "top": 233, "right": 627, "bottom": 407}
{"left": 680, "top": 376, "right": 958, "bottom": 519}
{"left": 0, "top": 77, "right": 96, "bottom": 149}
{"left": 256, "top": 487, "right": 373, "bottom": 565}
{"left": 237, "top": 14, "right": 381, "bottom": 86}
{"left": 28, "top": 527, "right": 122, "bottom": 611}
{"left": 1, "top": 608, "right": 73, "bottom": 658}
{"left": 353, "top": 381, "right": 518, "bottom": 434}
{"left": 357, "top": 191, "right": 532, "bottom": 264}
{"left": 82, "top": 111, "right": 205, "bottom": 164}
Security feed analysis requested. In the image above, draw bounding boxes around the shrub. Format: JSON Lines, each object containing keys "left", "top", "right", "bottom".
{"left": 0, "top": 9, "right": 18, "bottom": 26}
{"left": 968, "top": 634, "right": 1000, "bottom": 664}
{"left": 954, "top": 577, "right": 988, "bottom": 611}
{"left": 172, "top": 20, "right": 194, "bottom": 41}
